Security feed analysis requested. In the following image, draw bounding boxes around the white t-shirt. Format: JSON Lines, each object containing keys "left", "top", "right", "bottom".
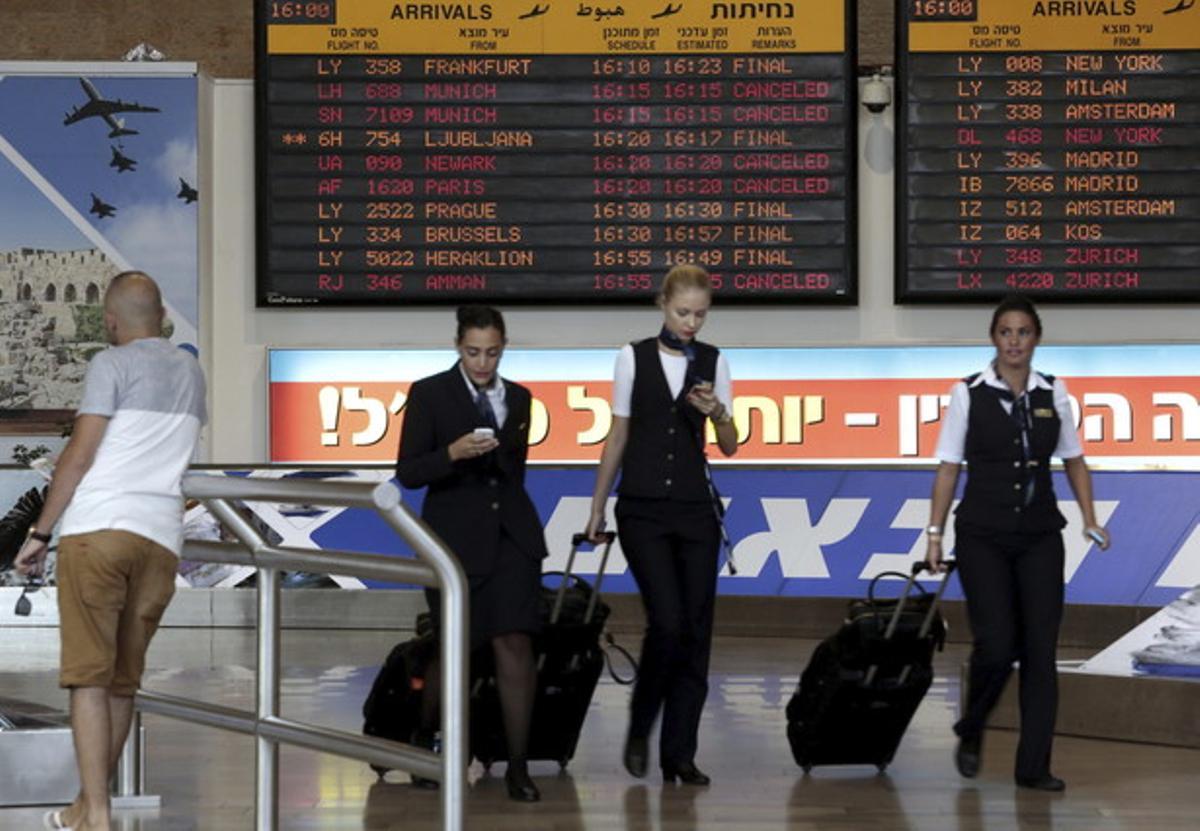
{"left": 934, "top": 363, "right": 1082, "bottom": 464}
{"left": 59, "top": 338, "right": 208, "bottom": 555}
{"left": 610, "top": 343, "right": 732, "bottom": 418}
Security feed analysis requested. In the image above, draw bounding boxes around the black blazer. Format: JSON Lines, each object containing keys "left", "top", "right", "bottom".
{"left": 395, "top": 364, "right": 548, "bottom": 576}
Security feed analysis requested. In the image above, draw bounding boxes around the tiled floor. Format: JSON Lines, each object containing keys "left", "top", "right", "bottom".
{"left": 0, "top": 628, "right": 1197, "bottom": 829}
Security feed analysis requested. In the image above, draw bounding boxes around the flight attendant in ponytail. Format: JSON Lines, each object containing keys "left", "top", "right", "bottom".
{"left": 586, "top": 264, "right": 738, "bottom": 785}
{"left": 925, "top": 295, "right": 1110, "bottom": 792}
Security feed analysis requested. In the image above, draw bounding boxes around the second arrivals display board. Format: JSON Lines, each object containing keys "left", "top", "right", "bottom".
{"left": 898, "top": 0, "right": 1200, "bottom": 301}
{"left": 256, "top": 1, "right": 856, "bottom": 305}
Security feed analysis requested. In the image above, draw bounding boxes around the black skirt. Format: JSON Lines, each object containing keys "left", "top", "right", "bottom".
{"left": 425, "top": 531, "right": 542, "bottom": 650}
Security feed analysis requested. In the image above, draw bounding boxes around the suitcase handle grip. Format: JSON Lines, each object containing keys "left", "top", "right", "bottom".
{"left": 876, "top": 559, "right": 959, "bottom": 640}
{"left": 572, "top": 531, "right": 616, "bottom": 546}
{"left": 552, "top": 532, "right": 616, "bottom": 625}
{"left": 912, "top": 559, "right": 957, "bottom": 576}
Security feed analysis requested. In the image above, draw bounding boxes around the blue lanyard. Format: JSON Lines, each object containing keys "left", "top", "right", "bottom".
{"left": 1011, "top": 392, "right": 1036, "bottom": 507}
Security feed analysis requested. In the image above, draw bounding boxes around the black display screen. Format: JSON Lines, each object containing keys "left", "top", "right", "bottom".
{"left": 899, "top": 0, "right": 1200, "bottom": 301}
{"left": 255, "top": 0, "right": 856, "bottom": 305}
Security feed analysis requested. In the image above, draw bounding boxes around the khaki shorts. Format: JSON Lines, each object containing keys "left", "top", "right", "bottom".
{"left": 57, "top": 529, "right": 177, "bottom": 696}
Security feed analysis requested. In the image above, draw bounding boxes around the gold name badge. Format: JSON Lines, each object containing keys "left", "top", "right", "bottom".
{"left": 1033, "top": 408, "right": 1055, "bottom": 418}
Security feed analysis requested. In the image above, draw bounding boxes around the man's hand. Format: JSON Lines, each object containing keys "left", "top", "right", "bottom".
{"left": 14, "top": 537, "right": 48, "bottom": 577}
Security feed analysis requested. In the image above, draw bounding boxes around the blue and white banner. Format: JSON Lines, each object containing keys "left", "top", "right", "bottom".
{"left": 283, "top": 467, "right": 1198, "bottom": 607}
{"left": 3, "top": 465, "right": 1192, "bottom": 608}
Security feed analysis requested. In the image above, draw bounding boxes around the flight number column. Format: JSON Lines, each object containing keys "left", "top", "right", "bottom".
{"left": 997, "top": 53, "right": 1053, "bottom": 292}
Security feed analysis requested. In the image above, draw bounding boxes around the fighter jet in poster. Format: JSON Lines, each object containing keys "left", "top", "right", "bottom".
{"left": 89, "top": 193, "right": 116, "bottom": 219}
{"left": 109, "top": 146, "right": 137, "bottom": 173}
{"left": 63, "top": 78, "right": 160, "bottom": 138}
{"left": 177, "top": 178, "right": 198, "bottom": 204}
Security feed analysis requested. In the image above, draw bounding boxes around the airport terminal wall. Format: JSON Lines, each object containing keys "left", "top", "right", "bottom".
{"left": 4, "top": 5, "right": 1199, "bottom": 463}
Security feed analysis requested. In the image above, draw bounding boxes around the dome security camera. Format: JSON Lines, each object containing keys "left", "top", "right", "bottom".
{"left": 862, "top": 73, "right": 891, "bottom": 114}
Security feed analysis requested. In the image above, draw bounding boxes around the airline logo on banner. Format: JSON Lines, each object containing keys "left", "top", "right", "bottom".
{"left": 269, "top": 344, "right": 1200, "bottom": 465}
{"left": 244, "top": 467, "right": 1199, "bottom": 607}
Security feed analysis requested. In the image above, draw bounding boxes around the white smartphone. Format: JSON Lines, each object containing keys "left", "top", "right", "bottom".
{"left": 473, "top": 427, "right": 495, "bottom": 439}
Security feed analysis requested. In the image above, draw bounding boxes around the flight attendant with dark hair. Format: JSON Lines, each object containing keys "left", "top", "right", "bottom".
{"left": 925, "top": 295, "right": 1111, "bottom": 792}
{"left": 396, "top": 304, "right": 547, "bottom": 802}
{"left": 586, "top": 264, "right": 738, "bottom": 786}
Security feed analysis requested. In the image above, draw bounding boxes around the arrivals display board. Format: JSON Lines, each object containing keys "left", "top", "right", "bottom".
{"left": 899, "top": 0, "right": 1200, "bottom": 301}
{"left": 256, "top": 1, "right": 855, "bottom": 305}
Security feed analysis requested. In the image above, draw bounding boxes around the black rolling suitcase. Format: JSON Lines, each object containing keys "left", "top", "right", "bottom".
{"left": 471, "top": 531, "right": 633, "bottom": 770}
{"left": 362, "top": 615, "right": 437, "bottom": 776}
{"left": 786, "top": 560, "right": 955, "bottom": 773}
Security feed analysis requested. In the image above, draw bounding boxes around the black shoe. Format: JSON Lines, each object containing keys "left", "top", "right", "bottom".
{"left": 505, "top": 762, "right": 541, "bottom": 802}
{"left": 1016, "top": 774, "right": 1066, "bottom": 792}
{"left": 623, "top": 735, "right": 649, "bottom": 779}
{"left": 662, "top": 762, "right": 711, "bottom": 786}
{"left": 955, "top": 735, "right": 982, "bottom": 779}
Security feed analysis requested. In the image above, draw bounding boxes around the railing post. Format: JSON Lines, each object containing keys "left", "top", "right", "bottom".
{"left": 112, "top": 712, "right": 159, "bottom": 810}
{"left": 379, "top": 501, "right": 467, "bottom": 831}
{"left": 116, "top": 711, "right": 139, "bottom": 798}
{"left": 256, "top": 565, "right": 281, "bottom": 831}
{"left": 439, "top": 552, "right": 468, "bottom": 831}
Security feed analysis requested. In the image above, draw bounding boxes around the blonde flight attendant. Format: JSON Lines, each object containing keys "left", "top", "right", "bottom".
{"left": 586, "top": 265, "right": 738, "bottom": 785}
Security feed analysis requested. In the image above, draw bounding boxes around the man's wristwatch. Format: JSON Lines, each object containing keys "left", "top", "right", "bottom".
{"left": 711, "top": 405, "right": 733, "bottom": 425}
{"left": 27, "top": 528, "right": 51, "bottom": 543}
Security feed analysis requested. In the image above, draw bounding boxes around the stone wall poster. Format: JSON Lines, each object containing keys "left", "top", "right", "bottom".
{"left": 0, "top": 62, "right": 199, "bottom": 442}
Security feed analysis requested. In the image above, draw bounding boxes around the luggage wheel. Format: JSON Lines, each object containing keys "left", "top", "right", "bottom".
{"left": 876, "top": 763, "right": 888, "bottom": 774}
{"left": 801, "top": 764, "right": 812, "bottom": 774}
{"left": 559, "top": 759, "right": 569, "bottom": 771}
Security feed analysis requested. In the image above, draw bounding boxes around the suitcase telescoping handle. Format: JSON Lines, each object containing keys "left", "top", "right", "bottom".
{"left": 882, "top": 559, "right": 958, "bottom": 642}
{"left": 550, "top": 531, "right": 616, "bottom": 626}
{"left": 865, "top": 560, "right": 957, "bottom": 688}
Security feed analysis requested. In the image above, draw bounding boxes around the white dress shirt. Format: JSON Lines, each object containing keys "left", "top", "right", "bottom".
{"left": 934, "top": 362, "right": 1083, "bottom": 464}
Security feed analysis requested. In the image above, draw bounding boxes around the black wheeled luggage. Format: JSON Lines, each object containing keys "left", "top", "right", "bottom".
{"left": 471, "top": 531, "right": 632, "bottom": 770}
{"left": 786, "top": 560, "right": 956, "bottom": 773}
{"left": 361, "top": 615, "right": 437, "bottom": 776}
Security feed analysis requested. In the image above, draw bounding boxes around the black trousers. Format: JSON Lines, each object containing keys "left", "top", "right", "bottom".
{"left": 616, "top": 497, "right": 720, "bottom": 769}
{"left": 954, "top": 524, "right": 1065, "bottom": 780}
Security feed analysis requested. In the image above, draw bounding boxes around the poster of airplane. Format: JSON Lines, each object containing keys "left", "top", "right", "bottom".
{"left": 62, "top": 77, "right": 160, "bottom": 138}
{"left": 0, "top": 63, "right": 198, "bottom": 430}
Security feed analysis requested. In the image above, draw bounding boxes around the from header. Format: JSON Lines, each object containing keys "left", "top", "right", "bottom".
{"left": 908, "top": 0, "right": 1200, "bottom": 52}
{"left": 264, "top": 0, "right": 846, "bottom": 54}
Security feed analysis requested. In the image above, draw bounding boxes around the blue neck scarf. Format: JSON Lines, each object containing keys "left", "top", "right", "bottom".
{"left": 658, "top": 325, "right": 696, "bottom": 379}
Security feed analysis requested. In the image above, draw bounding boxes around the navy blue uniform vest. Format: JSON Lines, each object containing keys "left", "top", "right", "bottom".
{"left": 617, "top": 337, "right": 718, "bottom": 503}
{"left": 956, "top": 373, "right": 1067, "bottom": 534}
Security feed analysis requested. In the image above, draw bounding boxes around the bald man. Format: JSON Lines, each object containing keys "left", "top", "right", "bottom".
{"left": 15, "top": 271, "right": 206, "bottom": 831}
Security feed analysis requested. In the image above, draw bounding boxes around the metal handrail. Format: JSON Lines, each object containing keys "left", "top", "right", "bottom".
{"left": 122, "top": 473, "right": 468, "bottom": 831}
